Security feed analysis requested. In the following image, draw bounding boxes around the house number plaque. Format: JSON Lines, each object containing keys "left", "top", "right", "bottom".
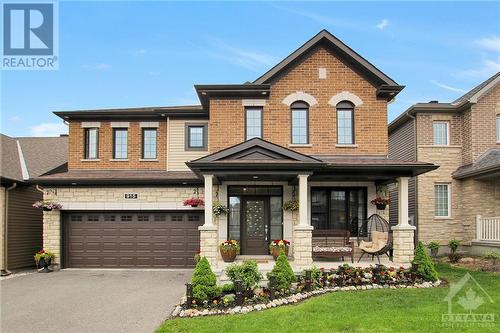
{"left": 124, "top": 193, "right": 139, "bottom": 199}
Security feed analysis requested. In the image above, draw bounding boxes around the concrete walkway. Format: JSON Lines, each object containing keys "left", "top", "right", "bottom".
{"left": 1, "top": 269, "right": 191, "bottom": 333}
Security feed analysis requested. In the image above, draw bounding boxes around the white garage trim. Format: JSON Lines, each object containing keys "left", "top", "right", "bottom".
{"left": 328, "top": 91, "right": 363, "bottom": 107}
{"left": 282, "top": 91, "right": 318, "bottom": 106}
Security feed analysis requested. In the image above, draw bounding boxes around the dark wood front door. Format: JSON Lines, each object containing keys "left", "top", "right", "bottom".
{"left": 242, "top": 196, "right": 269, "bottom": 255}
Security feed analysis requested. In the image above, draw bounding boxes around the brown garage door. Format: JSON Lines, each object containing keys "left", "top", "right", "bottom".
{"left": 63, "top": 211, "right": 203, "bottom": 268}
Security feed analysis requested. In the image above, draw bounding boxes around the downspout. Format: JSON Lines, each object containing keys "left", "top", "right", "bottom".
{"left": 407, "top": 111, "right": 418, "bottom": 245}
{"left": 1, "top": 182, "right": 17, "bottom": 276}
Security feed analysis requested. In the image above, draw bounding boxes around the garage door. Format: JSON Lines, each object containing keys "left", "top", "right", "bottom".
{"left": 63, "top": 211, "right": 203, "bottom": 268}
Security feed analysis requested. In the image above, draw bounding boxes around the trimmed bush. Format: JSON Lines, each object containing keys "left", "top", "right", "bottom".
{"left": 412, "top": 242, "right": 438, "bottom": 282}
{"left": 267, "top": 250, "right": 296, "bottom": 291}
{"left": 192, "top": 257, "right": 221, "bottom": 302}
{"left": 225, "top": 260, "right": 262, "bottom": 292}
{"left": 221, "top": 283, "right": 234, "bottom": 293}
{"left": 448, "top": 239, "right": 460, "bottom": 253}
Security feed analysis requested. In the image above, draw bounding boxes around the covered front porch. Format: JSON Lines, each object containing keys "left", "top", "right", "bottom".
{"left": 187, "top": 138, "right": 437, "bottom": 270}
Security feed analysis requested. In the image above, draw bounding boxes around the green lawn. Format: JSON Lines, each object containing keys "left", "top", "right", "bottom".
{"left": 156, "top": 264, "right": 500, "bottom": 333}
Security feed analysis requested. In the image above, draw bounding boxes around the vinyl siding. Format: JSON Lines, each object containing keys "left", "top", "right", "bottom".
{"left": 167, "top": 119, "right": 209, "bottom": 171}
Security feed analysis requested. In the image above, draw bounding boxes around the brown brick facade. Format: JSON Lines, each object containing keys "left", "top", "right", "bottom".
{"left": 209, "top": 46, "right": 389, "bottom": 155}
{"left": 68, "top": 121, "right": 167, "bottom": 170}
{"left": 416, "top": 113, "right": 462, "bottom": 147}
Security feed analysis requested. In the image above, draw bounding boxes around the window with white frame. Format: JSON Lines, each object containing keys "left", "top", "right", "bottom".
{"left": 496, "top": 115, "right": 500, "bottom": 143}
{"left": 434, "top": 183, "right": 450, "bottom": 217}
{"left": 142, "top": 128, "right": 157, "bottom": 159}
{"left": 433, "top": 121, "right": 449, "bottom": 145}
{"left": 245, "top": 107, "right": 262, "bottom": 140}
{"left": 84, "top": 128, "right": 98, "bottom": 159}
{"left": 113, "top": 128, "right": 128, "bottom": 159}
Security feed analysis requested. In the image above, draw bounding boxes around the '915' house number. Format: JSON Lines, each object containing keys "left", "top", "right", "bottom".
{"left": 124, "top": 193, "right": 139, "bottom": 199}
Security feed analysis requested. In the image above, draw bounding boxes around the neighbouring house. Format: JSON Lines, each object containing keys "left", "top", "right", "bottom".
{"left": 388, "top": 72, "right": 500, "bottom": 254}
{"left": 0, "top": 134, "right": 68, "bottom": 273}
{"left": 34, "top": 30, "right": 437, "bottom": 270}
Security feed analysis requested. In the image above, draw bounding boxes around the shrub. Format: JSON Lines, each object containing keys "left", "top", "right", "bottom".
{"left": 484, "top": 252, "right": 500, "bottom": 265}
{"left": 267, "top": 250, "right": 296, "bottom": 291}
{"left": 448, "top": 253, "right": 462, "bottom": 263}
{"left": 448, "top": 239, "right": 460, "bottom": 253}
{"left": 411, "top": 242, "right": 438, "bottom": 282}
{"left": 225, "top": 260, "right": 262, "bottom": 292}
{"left": 221, "top": 283, "right": 234, "bottom": 293}
{"left": 427, "top": 241, "right": 440, "bottom": 251}
{"left": 191, "top": 257, "right": 221, "bottom": 302}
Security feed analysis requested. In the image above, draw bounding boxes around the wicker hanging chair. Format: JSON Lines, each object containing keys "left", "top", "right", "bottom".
{"left": 356, "top": 214, "right": 392, "bottom": 264}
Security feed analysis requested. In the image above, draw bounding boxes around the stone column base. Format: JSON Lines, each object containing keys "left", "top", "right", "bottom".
{"left": 391, "top": 225, "right": 416, "bottom": 263}
{"left": 199, "top": 225, "right": 218, "bottom": 268}
{"left": 293, "top": 225, "right": 313, "bottom": 266}
{"left": 43, "top": 210, "right": 61, "bottom": 265}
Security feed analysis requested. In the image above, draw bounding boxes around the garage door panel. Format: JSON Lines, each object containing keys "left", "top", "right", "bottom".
{"left": 64, "top": 211, "right": 202, "bottom": 268}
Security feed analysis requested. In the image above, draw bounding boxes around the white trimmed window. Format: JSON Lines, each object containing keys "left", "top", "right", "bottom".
{"left": 245, "top": 107, "right": 262, "bottom": 140}
{"left": 434, "top": 183, "right": 450, "bottom": 217}
{"left": 496, "top": 115, "right": 500, "bottom": 143}
{"left": 113, "top": 128, "right": 128, "bottom": 159}
{"left": 84, "top": 128, "right": 98, "bottom": 159}
{"left": 433, "top": 121, "right": 449, "bottom": 145}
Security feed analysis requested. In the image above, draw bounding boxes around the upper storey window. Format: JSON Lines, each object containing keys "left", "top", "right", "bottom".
{"left": 336, "top": 101, "right": 355, "bottom": 145}
{"left": 186, "top": 123, "right": 207, "bottom": 151}
{"left": 291, "top": 101, "right": 309, "bottom": 144}
{"left": 84, "top": 128, "right": 98, "bottom": 159}
{"left": 496, "top": 116, "right": 500, "bottom": 143}
{"left": 142, "top": 128, "right": 157, "bottom": 159}
{"left": 433, "top": 121, "right": 449, "bottom": 145}
{"left": 113, "top": 128, "right": 128, "bottom": 159}
{"left": 245, "top": 107, "right": 262, "bottom": 140}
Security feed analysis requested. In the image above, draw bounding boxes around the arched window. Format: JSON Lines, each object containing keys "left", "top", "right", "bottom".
{"left": 291, "top": 101, "right": 309, "bottom": 144}
{"left": 336, "top": 101, "right": 354, "bottom": 144}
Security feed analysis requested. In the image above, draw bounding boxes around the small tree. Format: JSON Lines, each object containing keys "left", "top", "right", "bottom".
{"left": 448, "top": 239, "right": 460, "bottom": 253}
{"left": 267, "top": 250, "right": 296, "bottom": 291}
{"left": 191, "top": 257, "right": 221, "bottom": 302}
{"left": 412, "top": 241, "right": 438, "bottom": 282}
{"left": 225, "top": 260, "right": 262, "bottom": 293}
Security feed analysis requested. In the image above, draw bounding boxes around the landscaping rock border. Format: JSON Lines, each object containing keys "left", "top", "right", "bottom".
{"left": 171, "top": 280, "right": 442, "bottom": 318}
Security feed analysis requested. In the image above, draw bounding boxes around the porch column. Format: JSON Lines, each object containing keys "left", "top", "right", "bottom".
{"left": 293, "top": 174, "right": 313, "bottom": 267}
{"left": 199, "top": 174, "right": 218, "bottom": 267}
{"left": 391, "top": 177, "right": 416, "bottom": 264}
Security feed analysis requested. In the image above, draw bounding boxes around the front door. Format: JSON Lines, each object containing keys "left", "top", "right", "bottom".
{"left": 242, "top": 196, "right": 269, "bottom": 255}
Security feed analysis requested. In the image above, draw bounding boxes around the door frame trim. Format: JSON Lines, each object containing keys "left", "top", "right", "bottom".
{"left": 241, "top": 196, "right": 270, "bottom": 255}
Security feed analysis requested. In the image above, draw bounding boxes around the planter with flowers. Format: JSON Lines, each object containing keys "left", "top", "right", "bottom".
{"left": 34, "top": 249, "right": 55, "bottom": 273}
{"left": 370, "top": 197, "right": 390, "bottom": 210}
{"left": 32, "top": 200, "right": 62, "bottom": 211}
{"left": 269, "top": 240, "right": 290, "bottom": 260}
{"left": 183, "top": 197, "right": 204, "bottom": 208}
{"left": 219, "top": 240, "right": 239, "bottom": 262}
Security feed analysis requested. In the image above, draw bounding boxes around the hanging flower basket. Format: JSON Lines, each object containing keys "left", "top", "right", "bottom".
{"left": 212, "top": 201, "right": 228, "bottom": 217}
{"left": 183, "top": 197, "right": 204, "bottom": 208}
{"left": 370, "top": 197, "right": 390, "bottom": 210}
{"left": 269, "top": 240, "right": 290, "bottom": 260}
{"left": 32, "top": 200, "right": 62, "bottom": 211}
{"left": 219, "top": 240, "right": 239, "bottom": 262}
{"left": 282, "top": 200, "right": 299, "bottom": 212}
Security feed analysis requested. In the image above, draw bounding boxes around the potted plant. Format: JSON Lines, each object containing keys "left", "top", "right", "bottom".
{"left": 183, "top": 197, "right": 204, "bottom": 208}
{"left": 32, "top": 200, "right": 62, "bottom": 211}
{"left": 427, "top": 241, "right": 441, "bottom": 258}
{"left": 448, "top": 239, "right": 461, "bottom": 263}
{"left": 282, "top": 200, "right": 299, "bottom": 212}
{"left": 212, "top": 201, "right": 228, "bottom": 217}
{"left": 370, "top": 197, "right": 390, "bottom": 210}
{"left": 34, "top": 249, "right": 54, "bottom": 273}
{"left": 219, "top": 240, "right": 239, "bottom": 262}
{"left": 269, "top": 240, "right": 290, "bottom": 260}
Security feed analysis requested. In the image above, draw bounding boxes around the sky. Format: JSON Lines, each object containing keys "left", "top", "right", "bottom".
{"left": 1, "top": 1, "right": 499, "bottom": 137}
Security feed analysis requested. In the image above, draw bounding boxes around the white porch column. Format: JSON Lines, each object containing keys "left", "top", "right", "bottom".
{"left": 293, "top": 174, "right": 313, "bottom": 267}
{"left": 199, "top": 174, "right": 218, "bottom": 267}
{"left": 392, "top": 177, "right": 416, "bottom": 264}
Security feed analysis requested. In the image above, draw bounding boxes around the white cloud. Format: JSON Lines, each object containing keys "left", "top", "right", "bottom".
{"left": 475, "top": 36, "right": 500, "bottom": 52}
{"left": 431, "top": 80, "right": 466, "bottom": 93}
{"left": 81, "top": 63, "right": 111, "bottom": 70}
{"left": 30, "top": 122, "right": 68, "bottom": 137}
{"left": 376, "top": 19, "right": 389, "bottom": 30}
{"left": 457, "top": 57, "right": 500, "bottom": 78}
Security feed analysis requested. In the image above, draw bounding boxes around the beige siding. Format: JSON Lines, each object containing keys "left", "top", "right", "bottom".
{"left": 167, "top": 119, "right": 209, "bottom": 171}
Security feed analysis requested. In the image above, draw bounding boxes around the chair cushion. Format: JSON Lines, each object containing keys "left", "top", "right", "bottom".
{"left": 313, "top": 246, "right": 352, "bottom": 253}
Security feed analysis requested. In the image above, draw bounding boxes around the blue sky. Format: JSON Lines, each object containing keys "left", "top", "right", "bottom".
{"left": 1, "top": 1, "right": 499, "bottom": 137}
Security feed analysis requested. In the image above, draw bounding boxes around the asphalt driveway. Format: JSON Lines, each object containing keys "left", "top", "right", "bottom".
{"left": 1, "top": 269, "right": 191, "bottom": 333}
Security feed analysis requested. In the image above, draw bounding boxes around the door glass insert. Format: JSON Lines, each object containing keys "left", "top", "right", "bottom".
{"left": 245, "top": 200, "right": 266, "bottom": 237}
{"left": 228, "top": 196, "right": 241, "bottom": 242}
{"left": 270, "top": 196, "right": 283, "bottom": 240}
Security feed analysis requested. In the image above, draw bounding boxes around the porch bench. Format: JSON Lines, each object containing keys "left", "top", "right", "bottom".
{"left": 312, "top": 230, "right": 354, "bottom": 263}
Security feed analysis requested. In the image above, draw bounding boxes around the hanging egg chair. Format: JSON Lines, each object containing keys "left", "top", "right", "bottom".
{"left": 356, "top": 214, "right": 392, "bottom": 264}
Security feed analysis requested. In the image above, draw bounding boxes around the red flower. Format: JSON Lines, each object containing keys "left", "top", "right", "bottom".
{"left": 183, "top": 197, "right": 204, "bottom": 207}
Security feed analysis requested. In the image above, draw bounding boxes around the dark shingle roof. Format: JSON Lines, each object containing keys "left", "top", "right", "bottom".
{"left": 453, "top": 72, "right": 500, "bottom": 104}
{"left": 0, "top": 134, "right": 23, "bottom": 181}
{"left": 453, "top": 148, "right": 500, "bottom": 179}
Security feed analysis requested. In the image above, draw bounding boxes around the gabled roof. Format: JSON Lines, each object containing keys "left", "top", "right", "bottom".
{"left": 453, "top": 148, "right": 500, "bottom": 179}
{"left": 453, "top": 72, "right": 500, "bottom": 104}
{"left": 0, "top": 134, "right": 23, "bottom": 182}
{"left": 253, "top": 30, "right": 402, "bottom": 92}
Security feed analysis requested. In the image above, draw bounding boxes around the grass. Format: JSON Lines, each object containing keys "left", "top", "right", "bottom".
{"left": 156, "top": 264, "right": 500, "bottom": 333}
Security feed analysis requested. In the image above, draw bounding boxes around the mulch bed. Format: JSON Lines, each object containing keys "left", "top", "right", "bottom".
{"left": 437, "top": 257, "right": 499, "bottom": 273}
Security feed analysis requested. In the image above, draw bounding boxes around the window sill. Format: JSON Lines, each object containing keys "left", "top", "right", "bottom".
{"left": 419, "top": 145, "right": 461, "bottom": 148}
{"left": 288, "top": 144, "right": 312, "bottom": 148}
{"left": 434, "top": 216, "right": 453, "bottom": 220}
{"left": 335, "top": 144, "right": 358, "bottom": 148}
{"left": 139, "top": 158, "right": 158, "bottom": 162}
{"left": 80, "top": 159, "right": 100, "bottom": 162}
{"left": 109, "top": 159, "right": 129, "bottom": 162}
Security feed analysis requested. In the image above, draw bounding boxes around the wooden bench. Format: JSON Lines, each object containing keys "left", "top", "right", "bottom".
{"left": 312, "top": 230, "right": 354, "bottom": 263}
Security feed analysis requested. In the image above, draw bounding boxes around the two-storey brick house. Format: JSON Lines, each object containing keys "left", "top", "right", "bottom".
{"left": 36, "top": 30, "right": 436, "bottom": 269}
{"left": 389, "top": 72, "right": 500, "bottom": 254}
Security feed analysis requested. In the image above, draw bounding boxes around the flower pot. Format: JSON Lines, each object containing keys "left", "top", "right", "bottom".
{"left": 271, "top": 247, "right": 289, "bottom": 260}
{"left": 191, "top": 204, "right": 198, "bottom": 208}
{"left": 220, "top": 247, "right": 237, "bottom": 262}
{"left": 376, "top": 203, "right": 387, "bottom": 210}
{"left": 430, "top": 248, "right": 438, "bottom": 258}
{"left": 37, "top": 257, "right": 52, "bottom": 273}
{"left": 42, "top": 207, "right": 52, "bottom": 212}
